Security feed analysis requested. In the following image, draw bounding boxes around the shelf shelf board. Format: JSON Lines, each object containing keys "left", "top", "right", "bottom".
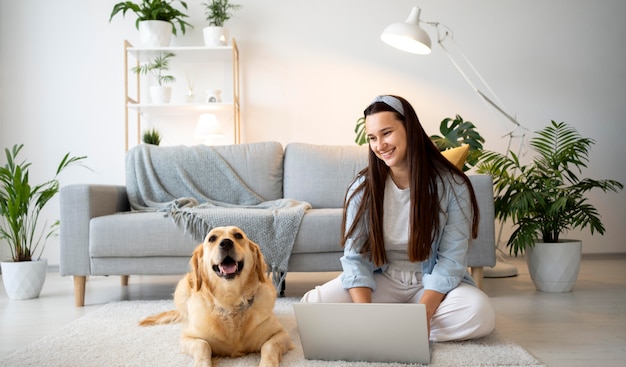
{"left": 128, "top": 103, "right": 234, "bottom": 116}
{"left": 127, "top": 46, "right": 234, "bottom": 62}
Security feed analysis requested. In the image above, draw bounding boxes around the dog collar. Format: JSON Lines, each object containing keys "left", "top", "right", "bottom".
{"left": 214, "top": 296, "right": 255, "bottom": 315}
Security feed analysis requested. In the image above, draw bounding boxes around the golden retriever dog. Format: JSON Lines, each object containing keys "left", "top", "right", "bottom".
{"left": 139, "top": 226, "right": 293, "bottom": 367}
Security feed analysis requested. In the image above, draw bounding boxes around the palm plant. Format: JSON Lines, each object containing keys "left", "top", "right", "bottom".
{"left": 203, "top": 0, "right": 242, "bottom": 27}
{"left": 132, "top": 52, "right": 176, "bottom": 86}
{"left": 0, "top": 144, "right": 87, "bottom": 262}
{"left": 477, "top": 120, "right": 623, "bottom": 256}
{"left": 109, "top": 0, "right": 192, "bottom": 36}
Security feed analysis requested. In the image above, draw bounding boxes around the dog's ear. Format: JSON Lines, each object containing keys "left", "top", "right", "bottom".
{"left": 249, "top": 240, "right": 267, "bottom": 282}
{"left": 190, "top": 244, "right": 205, "bottom": 291}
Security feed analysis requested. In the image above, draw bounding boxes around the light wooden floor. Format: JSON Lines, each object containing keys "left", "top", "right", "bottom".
{"left": 1, "top": 255, "right": 625, "bottom": 367}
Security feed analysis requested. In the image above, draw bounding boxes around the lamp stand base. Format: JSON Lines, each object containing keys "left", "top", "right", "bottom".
{"left": 483, "top": 261, "right": 519, "bottom": 278}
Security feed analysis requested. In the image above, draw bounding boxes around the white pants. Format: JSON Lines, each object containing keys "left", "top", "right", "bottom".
{"left": 301, "top": 266, "right": 496, "bottom": 342}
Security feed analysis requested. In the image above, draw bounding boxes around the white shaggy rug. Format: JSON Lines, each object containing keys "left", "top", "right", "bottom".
{"left": 0, "top": 298, "right": 545, "bottom": 367}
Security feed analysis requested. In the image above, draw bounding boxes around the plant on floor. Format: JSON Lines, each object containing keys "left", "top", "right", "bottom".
{"left": 109, "top": 0, "right": 192, "bottom": 36}
{"left": 202, "top": 0, "right": 242, "bottom": 27}
{"left": 131, "top": 52, "right": 176, "bottom": 86}
{"left": 476, "top": 120, "right": 623, "bottom": 256}
{"left": 142, "top": 128, "right": 162, "bottom": 145}
{"left": 355, "top": 114, "right": 484, "bottom": 172}
{"left": 0, "top": 144, "right": 87, "bottom": 262}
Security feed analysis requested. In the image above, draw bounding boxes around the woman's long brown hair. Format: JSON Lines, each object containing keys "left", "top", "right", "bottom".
{"left": 341, "top": 95, "right": 479, "bottom": 266}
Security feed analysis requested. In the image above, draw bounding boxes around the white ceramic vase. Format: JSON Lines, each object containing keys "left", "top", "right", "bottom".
{"left": 139, "top": 20, "right": 173, "bottom": 47}
{"left": 150, "top": 85, "right": 172, "bottom": 104}
{"left": 526, "top": 240, "right": 582, "bottom": 292}
{"left": 1, "top": 258, "right": 48, "bottom": 300}
{"left": 203, "top": 26, "right": 229, "bottom": 46}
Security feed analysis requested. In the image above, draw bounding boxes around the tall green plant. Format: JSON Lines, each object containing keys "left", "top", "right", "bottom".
{"left": 0, "top": 145, "right": 87, "bottom": 262}
{"left": 131, "top": 52, "right": 176, "bottom": 86}
{"left": 355, "top": 114, "right": 485, "bottom": 172}
{"left": 477, "top": 121, "right": 623, "bottom": 256}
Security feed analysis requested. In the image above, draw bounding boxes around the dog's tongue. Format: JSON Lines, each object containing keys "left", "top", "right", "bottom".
{"left": 219, "top": 263, "right": 238, "bottom": 275}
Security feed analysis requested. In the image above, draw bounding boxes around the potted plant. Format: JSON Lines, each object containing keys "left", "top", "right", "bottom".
{"left": 201, "top": 0, "right": 242, "bottom": 46}
{"left": 477, "top": 121, "right": 623, "bottom": 292}
{"left": 0, "top": 144, "right": 86, "bottom": 300}
{"left": 131, "top": 52, "right": 176, "bottom": 104}
{"left": 109, "top": 0, "right": 192, "bottom": 47}
{"left": 142, "top": 127, "right": 162, "bottom": 145}
{"left": 355, "top": 114, "right": 485, "bottom": 172}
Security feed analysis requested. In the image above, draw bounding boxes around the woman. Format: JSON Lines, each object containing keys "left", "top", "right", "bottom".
{"left": 301, "top": 95, "right": 495, "bottom": 341}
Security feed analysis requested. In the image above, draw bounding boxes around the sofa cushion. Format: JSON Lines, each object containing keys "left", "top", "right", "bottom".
{"left": 467, "top": 175, "right": 497, "bottom": 267}
{"left": 291, "top": 208, "right": 344, "bottom": 254}
{"left": 283, "top": 143, "right": 368, "bottom": 208}
{"left": 90, "top": 212, "right": 198, "bottom": 258}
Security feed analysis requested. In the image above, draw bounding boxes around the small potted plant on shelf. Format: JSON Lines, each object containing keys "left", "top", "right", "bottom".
{"left": 202, "top": 0, "right": 242, "bottom": 46}
{"left": 477, "top": 120, "right": 623, "bottom": 292}
{"left": 142, "top": 127, "right": 162, "bottom": 145}
{"left": 131, "top": 52, "right": 176, "bottom": 104}
{"left": 109, "top": 0, "right": 192, "bottom": 47}
{"left": 0, "top": 144, "right": 87, "bottom": 300}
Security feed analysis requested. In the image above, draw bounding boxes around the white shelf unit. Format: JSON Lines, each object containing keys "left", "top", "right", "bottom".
{"left": 123, "top": 39, "right": 240, "bottom": 150}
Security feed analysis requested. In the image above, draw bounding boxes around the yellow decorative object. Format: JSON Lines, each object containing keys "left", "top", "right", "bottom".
{"left": 441, "top": 145, "right": 469, "bottom": 169}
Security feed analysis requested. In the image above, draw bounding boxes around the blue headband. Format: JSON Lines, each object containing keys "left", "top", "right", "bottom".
{"left": 369, "top": 95, "right": 405, "bottom": 116}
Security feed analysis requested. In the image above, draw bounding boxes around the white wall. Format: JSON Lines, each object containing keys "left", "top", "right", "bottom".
{"left": 1, "top": 0, "right": 625, "bottom": 265}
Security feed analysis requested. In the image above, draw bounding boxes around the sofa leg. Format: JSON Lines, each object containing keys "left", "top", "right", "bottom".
{"left": 74, "top": 275, "right": 87, "bottom": 307}
{"left": 470, "top": 267, "right": 484, "bottom": 290}
{"left": 279, "top": 272, "right": 286, "bottom": 297}
{"left": 121, "top": 275, "right": 129, "bottom": 286}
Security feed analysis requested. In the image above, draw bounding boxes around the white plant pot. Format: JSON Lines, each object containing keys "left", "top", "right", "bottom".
{"left": 203, "top": 26, "right": 229, "bottom": 46}
{"left": 139, "top": 20, "right": 173, "bottom": 47}
{"left": 150, "top": 85, "right": 172, "bottom": 104}
{"left": 526, "top": 240, "right": 582, "bottom": 292}
{"left": 1, "top": 258, "right": 48, "bottom": 300}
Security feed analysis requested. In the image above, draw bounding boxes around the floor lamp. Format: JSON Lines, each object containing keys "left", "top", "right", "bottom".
{"left": 381, "top": 6, "right": 528, "bottom": 277}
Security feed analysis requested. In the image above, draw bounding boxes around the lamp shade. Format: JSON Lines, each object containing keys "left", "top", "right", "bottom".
{"left": 194, "top": 113, "right": 223, "bottom": 140}
{"left": 381, "top": 7, "right": 432, "bottom": 55}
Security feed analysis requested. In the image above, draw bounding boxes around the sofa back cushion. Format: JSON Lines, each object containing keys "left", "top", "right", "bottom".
{"left": 283, "top": 143, "right": 368, "bottom": 208}
{"left": 212, "top": 142, "right": 284, "bottom": 200}
{"left": 126, "top": 142, "right": 284, "bottom": 205}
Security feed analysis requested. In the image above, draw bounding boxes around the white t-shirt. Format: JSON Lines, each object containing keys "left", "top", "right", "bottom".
{"left": 383, "top": 176, "right": 419, "bottom": 268}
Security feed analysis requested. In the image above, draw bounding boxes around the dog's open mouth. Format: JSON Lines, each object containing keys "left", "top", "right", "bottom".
{"left": 212, "top": 256, "right": 244, "bottom": 280}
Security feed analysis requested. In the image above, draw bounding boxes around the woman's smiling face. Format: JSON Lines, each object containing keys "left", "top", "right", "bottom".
{"left": 365, "top": 111, "right": 408, "bottom": 171}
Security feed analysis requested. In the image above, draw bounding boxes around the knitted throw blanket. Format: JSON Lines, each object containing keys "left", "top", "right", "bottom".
{"left": 126, "top": 144, "right": 311, "bottom": 290}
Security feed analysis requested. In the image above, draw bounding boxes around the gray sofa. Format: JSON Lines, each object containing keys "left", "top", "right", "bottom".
{"left": 60, "top": 142, "right": 495, "bottom": 306}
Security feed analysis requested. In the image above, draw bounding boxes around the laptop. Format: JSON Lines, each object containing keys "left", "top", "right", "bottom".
{"left": 293, "top": 302, "right": 432, "bottom": 364}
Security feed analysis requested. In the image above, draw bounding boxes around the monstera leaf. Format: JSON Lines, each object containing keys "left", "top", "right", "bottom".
{"left": 430, "top": 115, "right": 484, "bottom": 171}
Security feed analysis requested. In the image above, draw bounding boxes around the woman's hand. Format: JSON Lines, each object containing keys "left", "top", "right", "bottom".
{"left": 349, "top": 287, "right": 372, "bottom": 303}
{"left": 419, "top": 289, "right": 445, "bottom": 334}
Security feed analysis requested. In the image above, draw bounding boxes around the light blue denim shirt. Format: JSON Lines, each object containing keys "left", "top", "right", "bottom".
{"left": 340, "top": 173, "right": 476, "bottom": 294}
